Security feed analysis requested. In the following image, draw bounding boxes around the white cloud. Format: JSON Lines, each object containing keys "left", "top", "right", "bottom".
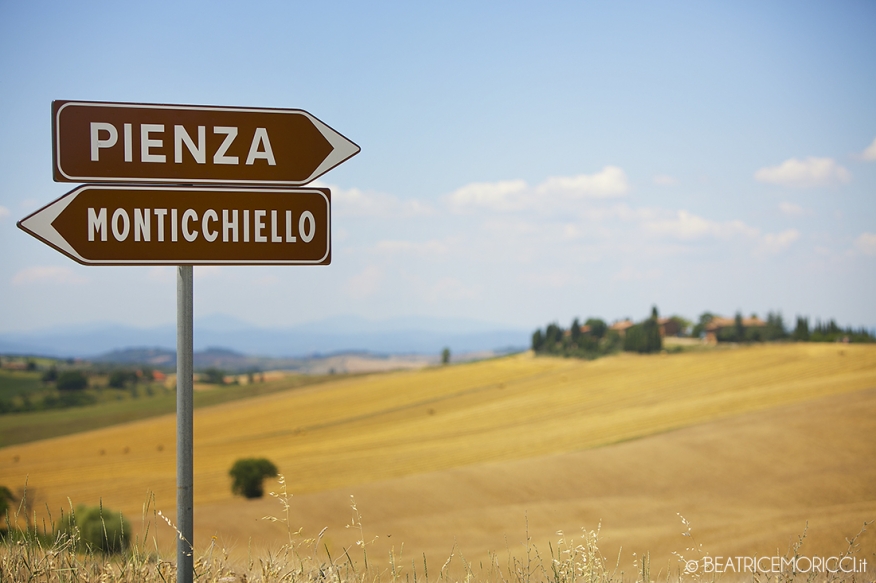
{"left": 643, "top": 210, "right": 799, "bottom": 257}
{"left": 535, "top": 166, "right": 630, "bottom": 198}
{"left": 652, "top": 174, "right": 678, "bottom": 186}
{"left": 754, "top": 157, "right": 851, "bottom": 188}
{"left": 147, "top": 267, "right": 175, "bottom": 282}
{"left": 758, "top": 229, "right": 800, "bottom": 255}
{"left": 254, "top": 274, "right": 280, "bottom": 285}
{"left": 0, "top": 206, "right": 10, "bottom": 219}
{"left": 346, "top": 265, "right": 383, "bottom": 298}
{"left": 446, "top": 179, "right": 528, "bottom": 213}
{"left": 321, "top": 183, "right": 435, "bottom": 218}
{"left": 778, "top": 201, "right": 807, "bottom": 217}
{"left": 12, "top": 265, "right": 88, "bottom": 285}
{"left": 194, "top": 266, "right": 222, "bottom": 279}
{"left": 644, "top": 210, "right": 758, "bottom": 240}
{"left": 446, "top": 167, "right": 629, "bottom": 214}
{"left": 861, "top": 137, "right": 876, "bottom": 161}
{"left": 610, "top": 267, "right": 661, "bottom": 283}
{"left": 375, "top": 239, "right": 450, "bottom": 256}
{"left": 855, "top": 232, "right": 876, "bottom": 256}
{"left": 521, "top": 270, "right": 575, "bottom": 288}
{"left": 423, "top": 277, "right": 480, "bottom": 302}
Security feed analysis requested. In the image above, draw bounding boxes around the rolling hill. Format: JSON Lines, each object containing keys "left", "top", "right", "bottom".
{"left": 1, "top": 343, "right": 874, "bottom": 576}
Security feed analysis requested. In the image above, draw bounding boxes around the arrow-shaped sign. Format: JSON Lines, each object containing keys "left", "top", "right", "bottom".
{"left": 53, "top": 101, "right": 359, "bottom": 186}
{"left": 18, "top": 185, "right": 331, "bottom": 265}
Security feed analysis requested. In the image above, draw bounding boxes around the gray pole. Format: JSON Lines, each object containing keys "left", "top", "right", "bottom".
{"left": 176, "top": 265, "right": 194, "bottom": 583}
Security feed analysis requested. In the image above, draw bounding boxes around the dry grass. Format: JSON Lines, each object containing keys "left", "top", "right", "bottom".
{"left": 1, "top": 478, "right": 871, "bottom": 582}
{"left": 1, "top": 343, "right": 875, "bottom": 580}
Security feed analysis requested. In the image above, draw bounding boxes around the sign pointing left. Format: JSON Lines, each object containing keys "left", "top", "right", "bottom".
{"left": 18, "top": 185, "right": 331, "bottom": 265}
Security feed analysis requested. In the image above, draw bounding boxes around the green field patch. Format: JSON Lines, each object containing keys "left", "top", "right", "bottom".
{"left": 0, "top": 371, "right": 346, "bottom": 447}
{"left": 0, "top": 369, "right": 45, "bottom": 401}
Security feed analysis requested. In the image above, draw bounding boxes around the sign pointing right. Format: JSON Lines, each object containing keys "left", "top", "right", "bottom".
{"left": 53, "top": 101, "right": 360, "bottom": 186}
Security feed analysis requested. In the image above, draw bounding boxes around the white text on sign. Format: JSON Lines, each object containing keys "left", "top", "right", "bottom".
{"left": 86, "top": 207, "right": 316, "bottom": 244}
{"left": 89, "top": 123, "right": 276, "bottom": 166}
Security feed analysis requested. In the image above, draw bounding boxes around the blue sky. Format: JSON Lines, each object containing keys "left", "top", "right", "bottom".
{"left": 1, "top": 1, "right": 875, "bottom": 334}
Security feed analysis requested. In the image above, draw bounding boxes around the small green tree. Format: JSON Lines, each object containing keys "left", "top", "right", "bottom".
{"left": 229, "top": 458, "right": 278, "bottom": 499}
{"left": 570, "top": 318, "right": 581, "bottom": 343}
{"left": 0, "top": 485, "right": 15, "bottom": 520}
{"left": 108, "top": 369, "right": 135, "bottom": 389}
{"left": 57, "top": 371, "right": 88, "bottom": 391}
{"left": 441, "top": 347, "right": 451, "bottom": 365}
{"left": 202, "top": 368, "right": 226, "bottom": 385}
{"left": 57, "top": 504, "right": 131, "bottom": 553}
{"left": 624, "top": 308, "right": 662, "bottom": 354}
{"left": 793, "top": 316, "right": 810, "bottom": 341}
{"left": 692, "top": 312, "right": 715, "bottom": 339}
{"left": 734, "top": 312, "right": 746, "bottom": 342}
{"left": 42, "top": 366, "right": 58, "bottom": 383}
{"left": 584, "top": 318, "right": 608, "bottom": 339}
{"left": 531, "top": 329, "right": 544, "bottom": 352}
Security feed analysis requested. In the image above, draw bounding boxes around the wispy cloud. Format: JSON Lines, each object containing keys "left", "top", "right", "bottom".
{"left": 643, "top": 210, "right": 758, "bottom": 240}
{"left": 611, "top": 267, "right": 662, "bottom": 283}
{"left": 754, "top": 157, "right": 851, "bottom": 188}
{"left": 194, "top": 266, "right": 222, "bottom": 279}
{"left": 757, "top": 229, "right": 800, "bottom": 255}
{"left": 423, "top": 277, "right": 480, "bottom": 302}
{"left": 0, "top": 206, "right": 10, "bottom": 219}
{"left": 12, "top": 266, "right": 88, "bottom": 285}
{"left": 446, "top": 166, "right": 629, "bottom": 214}
{"left": 445, "top": 179, "right": 528, "bottom": 213}
{"left": 855, "top": 232, "right": 876, "bottom": 256}
{"left": 652, "top": 174, "right": 678, "bottom": 186}
{"left": 322, "top": 183, "right": 435, "bottom": 218}
{"left": 778, "top": 201, "right": 807, "bottom": 217}
{"left": 860, "top": 137, "right": 876, "bottom": 161}
{"left": 346, "top": 265, "right": 383, "bottom": 298}
{"left": 374, "top": 239, "right": 451, "bottom": 257}
{"left": 535, "top": 166, "right": 630, "bottom": 198}
{"left": 147, "top": 267, "right": 175, "bottom": 282}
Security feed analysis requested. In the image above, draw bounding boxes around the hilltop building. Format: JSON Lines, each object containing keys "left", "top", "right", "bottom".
{"left": 704, "top": 316, "right": 766, "bottom": 344}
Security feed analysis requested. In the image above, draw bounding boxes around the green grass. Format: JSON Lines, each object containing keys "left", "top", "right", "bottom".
{"left": 0, "top": 369, "right": 45, "bottom": 400}
{"left": 0, "top": 372, "right": 344, "bottom": 447}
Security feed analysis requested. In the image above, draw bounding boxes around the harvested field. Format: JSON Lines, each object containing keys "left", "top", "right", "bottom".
{"left": 1, "top": 343, "right": 874, "bottom": 575}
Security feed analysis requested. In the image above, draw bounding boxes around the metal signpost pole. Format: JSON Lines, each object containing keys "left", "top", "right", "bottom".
{"left": 176, "top": 265, "right": 194, "bottom": 583}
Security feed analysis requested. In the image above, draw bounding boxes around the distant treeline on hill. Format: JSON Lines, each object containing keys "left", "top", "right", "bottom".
{"left": 532, "top": 307, "right": 875, "bottom": 358}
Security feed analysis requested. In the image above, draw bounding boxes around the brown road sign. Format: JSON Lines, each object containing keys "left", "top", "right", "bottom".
{"left": 53, "top": 101, "right": 360, "bottom": 185}
{"left": 17, "top": 185, "right": 331, "bottom": 265}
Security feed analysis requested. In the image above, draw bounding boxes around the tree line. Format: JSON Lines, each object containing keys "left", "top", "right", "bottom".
{"left": 532, "top": 307, "right": 874, "bottom": 359}
{"left": 532, "top": 306, "right": 667, "bottom": 358}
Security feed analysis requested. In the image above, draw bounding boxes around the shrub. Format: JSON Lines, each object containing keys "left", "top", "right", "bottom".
{"left": 56, "top": 504, "right": 130, "bottom": 553}
{"left": 624, "top": 319, "right": 662, "bottom": 354}
{"left": 56, "top": 371, "right": 88, "bottom": 391}
{"left": 202, "top": 368, "right": 227, "bottom": 385}
{"left": 229, "top": 458, "right": 279, "bottom": 499}
{"left": 41, "top": 366, "right": 58, "bottom": 383}
{"left": 0, "top": 486, "right": 14, "bottom": 519}
{"left": 108, "top": 369, "right": 137, "bottom": 388}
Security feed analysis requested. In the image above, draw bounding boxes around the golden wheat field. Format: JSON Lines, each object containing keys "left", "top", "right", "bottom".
{"left": 1, "top": 343, "right": 875, "bottom": 577}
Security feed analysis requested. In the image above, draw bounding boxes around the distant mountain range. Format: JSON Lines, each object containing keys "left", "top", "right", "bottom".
{"left": 0, "top": 314, "right": 530, "bottom": 360}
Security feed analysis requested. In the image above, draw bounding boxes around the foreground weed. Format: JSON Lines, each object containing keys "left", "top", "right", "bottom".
{"left": 2, "top": 490, "right": 872, "bottom": 582}
{"left": 547, "top": 524, "right": 622, "bottom": 583}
